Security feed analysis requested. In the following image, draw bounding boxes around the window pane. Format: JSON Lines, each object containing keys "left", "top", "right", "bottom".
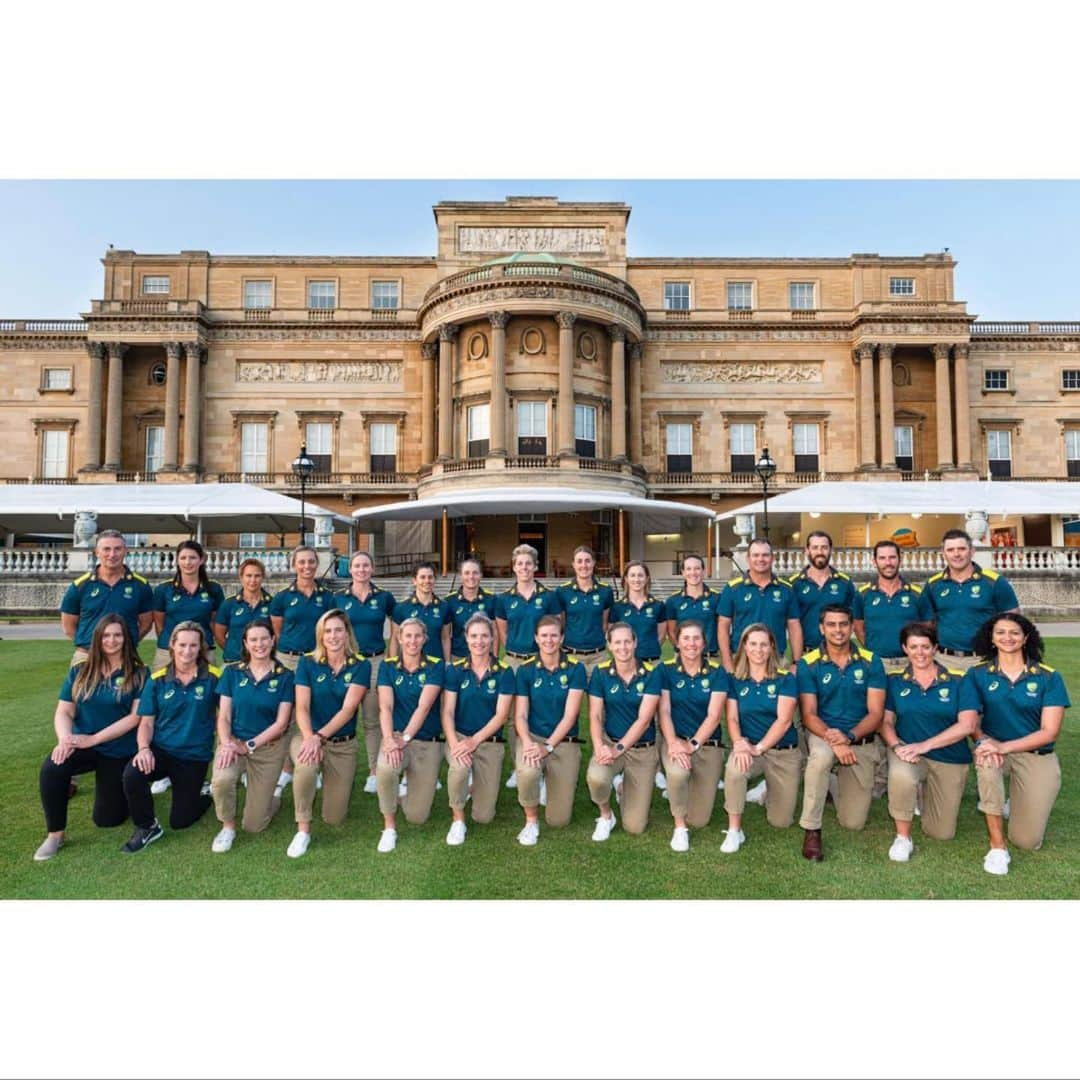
{"left": 730, "top": 423, "right": 755, "bottom": 455}
{"left": 574, "top": 404, "right": 596, "bottom": 441}
{"left": 307, "top": 281, "right": 336, "bottom": 309}
{"left": 794, "top": 453, "right": 819, "bottom": 473}
{"left": 793, "top": 423, "right": 819, "bottom": 454}
{"left": 41, "top": 430, "right": 68, "bottom": 478}
{"left": 1063, "top": 370, "right": 1080, "bottom": 390}
{"left": 789, "top": 282, "right": 815, "bottom": 310}
{"left": 894, "top": 425, "right": 914, "bottom": 457}
{"left": 987, "top": 430, "right": 1011, "bottom": 460}
{"left": 239, "top": 533, "right": 267, "bottom": 548}
{"left": 240, "top": 423, "right": 268, "bottom": 472}
{"left": 666, "top": 423, "right": 692, "bottom": 456}
{"left": 305, "top": 422, "right": 332, "bottom": 471}
{"left": 371, "top": 281, "right": 399, "bottom": 309}
{"left": 1067, "top": 430, "right": 1080, "bottom": 460}
{"left": 142, "top": 276, "right": 170, "bottom": 294}
{"left": 517, "top": 401, "right": 546, "bottom": 438}
{"left": 244, "top": 280, "right": 272, "bottom": 309}
{"left": 43, "top": 367, "right": 72, "bottom": 389}
{"left": 370, "top": 423, "right": 396, "bottom": 455}
{"left": 889, "top": 277, "right": 915, "bottom": 296}
{"left": 727, "top": 282, "right": 752, "bottom": 310}
{"left": 984, "top": 370, "right": 1009, "bottom": 390}
{"left": 663, "top": 282, "right": 690, "bottom": 310}
{"left": 467, "top": 404, "right": 490, "bottom": 442}
{"left": 145, "top": 426, "right": 164, "bottom": 474}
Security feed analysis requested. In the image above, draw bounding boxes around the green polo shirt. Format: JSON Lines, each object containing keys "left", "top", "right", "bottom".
{"left": 60, "top": 567, "right": 153, "bottom": 649}
{"left": 717, "top": 575, "right": 800, "bottom": 656}
{"left": 213, "top": 590, "right": 274, "bottom": 663}
{"left": 515, "top": 655, "right": 588, "bottom": 738}
{"left": 588, "top": 659, "right": 662, "bottom": 742}
{"left": 656, "top": 658, "right": 730, "bottom": 741}
{"left": 730, "top": 670, "right": 799, "bottom": 748}
{"left": 495, "top": 583, "right": 562, "bottom": 656}
{"left": 788, "top": 567, "right": 857, "bottom": 651}
{"left": 609, "top": 596, "right": 666, "bottom": 661}
{"left": 217, "top": 661, "right": 295, "bottom": 741}
{"left": 885, "top": 665, "right": 970, "bottom": 764}
{"left": 295, "top": 652, "right": 370, "bottom": 738}
{"left": 959, "top": 660, "right": 1070, "bottom": 751}
{"left": 377, "top": 654, "right": 446, "bottom": 740}
{"left": 152, "top": 579, "right": 226, "bottom": 648}
{"left": 557, "top": 580, "right": 615, "bottom": 653}
{"left": 444, "top": 656, "right": 516, "bottom": 736}
{"left": 268, "top": 582, "right": 336, "bottom": 654}
{"left": 446, "top": 588, "right": 499, "bottom": 659}
{"left": 392, "top": 593, "right": 450, "bottom": 649}
{"left": 853, "top": 580, "right": 923, "bottom": 658}
{"left": 138, "top": 666, "right": 221, "bottom": 761}
{"left": 917, "top": 566, "right": 1020, "bottom": 653}
{"left": 796, "top": 645, "right": 887, "bottom": 735}
{"left": 59, "top": 663, "right": 145, "bottom": 759}
{"left": 664, "top": 586, "right": 722, "bottom": 654}
{"left": 336, "top": 586, "right": 395, "bottom": 657}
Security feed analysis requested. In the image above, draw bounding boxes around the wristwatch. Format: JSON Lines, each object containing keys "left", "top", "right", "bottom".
{"left": 245, "top": 738, "right": 257, "bottom": 753}
{"left": 615, "top": 742, "right": 626, "bottom": 753}
{"left": 402, "top": 732, "right": 412, "bottom": 744}
{"left": 689, "top": 738, "right": 700, "bottom": 751}
{"left": 544, "top": 742, "right": 555, "bottom": 754}
{"left": 847, "top": 730, "right": 858, "bottom": 745}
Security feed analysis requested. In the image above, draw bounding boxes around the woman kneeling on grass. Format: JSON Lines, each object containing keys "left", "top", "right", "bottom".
{"left": 35, "top": 616, "right": 147, "bottom": 861}
{"left": 285, "top": 609, "right": 369, "bottom": 859}
{"left": 209, "top": 618, "right": 294, "bottom": 853}
{"left": 121, "top": 621, "right": 220, "bottom": 853}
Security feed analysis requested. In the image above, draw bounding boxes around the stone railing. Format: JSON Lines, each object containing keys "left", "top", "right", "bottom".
{"left": 214, "top": 471, "right": 415, "bottom": 487}
{"left": 770, "top": 546, "right": 1080, "bottom": 576}
{"left": 648, "top": 470, "right": 848, "bottom": 487}
{"left": 971, "top": 321, "right": 1080, "bottom": 335}
{"left": 423, "top": 261, "right": 643, "bottom": 308}
{"left": 0, "top": 548, "right": 71, "bottom": 574}
{"left": 505, "top": 455, "right": 561, "bottom": 469}
{"left": 0, "top": 319, "right": 86, "bottom": 333}
{"left": 122, "top": 547, "right": 297, "bottom": 576}
{"left": 441, "top": 459, "right": 486, "bottom": 473}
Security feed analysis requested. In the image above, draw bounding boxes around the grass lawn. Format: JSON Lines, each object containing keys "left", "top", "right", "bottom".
{"left": 2, "top": 638, "right": 1077, "bottom": 900}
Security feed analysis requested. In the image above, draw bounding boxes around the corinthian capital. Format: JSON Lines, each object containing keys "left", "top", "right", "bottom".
{"left": 932, "top": 343, "right": 951, "bottom": 362}
{"left": 556, "top": 311, "right": 577, "bottom": 330}
{"left": 421, "top": 341, "right": 437, "bottom": 360}
{"left": 86, "top": 341, "right": 106, "bottom": 361}
{"left": 488, "top": 310, "right": 509, "bottom": 330}
{"left": 953, "top": 342, "right": 970, "bottom": 360}
{"left": 184, "top": 341, "right": 203, "bottom": 363}
{"left": 628, "top": 342, "right": 644, "bottom": 362}
{"left": 607, "top": 324, "right": 626, "bottom": 343}
{"left": 106, "top": 342, "right": 128, "bottom": 361}
{"left": 164, "top": 341, "right": 183, "bottom": 360}
{"left": 439, "top": 323, "right": 459, "bottom": 342}
{"left": 853, "top": 343, "right": 874, "bottom": 365}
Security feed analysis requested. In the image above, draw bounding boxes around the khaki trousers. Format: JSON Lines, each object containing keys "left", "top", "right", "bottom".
{"left": 445, "top": 739, "right": 504, "bottom": 823}
{"left": 586, "top": 736, "right": 659, "bottom": 834}
{"left": 887, "top": 750, "right": 968, "bottom": 840}
{"left": 977, "top": 751, "right": 1061, "bottom": 850}
{"left": 152, "top": 647, "right": 172, "bottom": 671}
{"left": 361, "top": 654, "right": 384, "bottom": 773}
{"left": 516, "top": 737, "right": 581, "bottom": 828}
{"left": 291, "top": 733, "right": 358, "bottom": 826}
{"left": 502, "top": 653, "right": 533, "bottom": 766}
{"left": 376, "top": 739, "right": 442, "bottom": 824}
{"left": 211, "top": 738, "right": 288, "bottom": 832}
{"left": 276, "top": 651, "right": 301, "bottom": 672}
{"left": 661, "top": 743, "right": 724, "bottom": 828}
{"left": 569, "top": 650, "right": 605, "bottom": 678}
{"left": 799, "top": 733, "right": 883, "bottom": 831}
{"left": 723, "top": 746, "right": 804, "bottom": 828}
{"left": 934, "top": 651, "right": 980, "bottom": 672}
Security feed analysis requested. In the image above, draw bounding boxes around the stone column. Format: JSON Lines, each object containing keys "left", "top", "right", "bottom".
{"left": 628, "top": 342, "right": 643, "bottom": 464}
{"left": 608, "top": 325, "right": 627, "bottom": 461}
{"left": 103, "top": 342, "right": 127, "bottom": 470}
{"left": 420, "top": 341, "right": 436, "bottom": 465}
{"left": 81, "top": 342, "right": 105, "bottom": 471}
{"left": 953, "top": 343, "right": 972, "bottom": 468}
{"left": 933, "top": 343, "right": 954, "bottom": 469}
{"left": 162, "top": 341, "right": 182, "bottom": 470}
{"left": 557, "top": 311, "right": 577, "bottom": 456}
{"left": 488, "top": 311, "right": 508, "bottom": 455}
{"left": 182, "top": 341, "right": 203, "bottom": 472}
{"left": 878, "top": 342, "right": 896, "bottom": 468}
{"left": 437, "top": 324, "right": 458, "bottom": 461}
{"left": 854, "top": 344, "right": 876, "bottom": 469}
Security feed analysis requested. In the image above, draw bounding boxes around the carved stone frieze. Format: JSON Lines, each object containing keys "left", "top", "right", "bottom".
{"left": 969, "top": 339, "right": 1080, "bottom": 352}
{"left": 234, "top": 360, "right": 402, "bottom": 384}
{"left": 212, "top": 327, "right": 421, "bottom": 342}
{"left": 0, "top": 336, "right": 90, "bottom": 350}
{"left": 84, "top": 319, "right": 202, "bottom": 336}
{"left": 457, "top": 226, "right": 606, "bottom": 255}
{"left": 662, "top": 361, "right": 824, "bottom": 384}
{"left": 424, "top": 285, "right": 642, "bottom": 332}
{"left": 646, "top": 328, "right": 849, "bottom": 343}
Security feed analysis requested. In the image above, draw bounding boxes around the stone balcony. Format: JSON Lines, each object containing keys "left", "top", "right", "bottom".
{"left": 416, "top": 455, "right": 648, "bottom": 499}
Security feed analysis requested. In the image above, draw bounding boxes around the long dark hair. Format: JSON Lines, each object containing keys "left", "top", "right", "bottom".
{"left": 972, "top": 612, "right": 1044, "bottom": 664}
{"left": 171, "top": 538, "right": 210, "bottom": 590}
{"left": 71, "top": 616, "right": 147, "bottom": 702}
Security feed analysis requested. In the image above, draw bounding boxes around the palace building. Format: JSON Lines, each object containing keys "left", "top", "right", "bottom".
{"left": 3, "top": 194, "right": 1079, "bottom": 574}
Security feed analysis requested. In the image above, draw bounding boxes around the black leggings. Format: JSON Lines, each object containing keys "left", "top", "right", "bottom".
{"left": 40, "top": 748, "right": 129, "bottom": 833}
{"left": 123, "top": 748, "right": 212, "bottom": 830}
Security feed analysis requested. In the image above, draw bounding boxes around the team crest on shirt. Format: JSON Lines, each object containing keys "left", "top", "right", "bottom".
{"left": 343, "top": 673, "right": 353, "bottom": 683}
{"left": 418, "top": 673, "right": 426, "bottom": 684}
{"left": 636, "top": 681, "right": 645, "bottom": 692}
{"left": 268, "top": 679, "right": 279, "bottom": 691}
{"left": 369, "top": 599, "right": 378, "bottom": 608}
{"left": 486, "top": 679, "right": 497, "bottom": 693}
{"left": 970, "top": 585, "right": 982, "bottom": 597}
{"left": 938, "top": 687, "right": 950, "bottom": 701}
{"left": 854, "top": 669, "right": 864, "bottom": 682}
{"left": 767, "top": 684, "right": 777, "bottom": 696}
{"left": 195, "top": 685, "right": 206, "bottom": 699}
{"left": 559, "top": 674, "right": 568, "bottom": 686}
{"left": 772, "top": 590, "right": 783, "bottom": 602}
{"left": 701, "top": 678, "right": 710, "bottom": 690}
{"left": 534, "top": 598, "right": 544, "bottom": 608}
{"left": 1026, "top": 681, "right": 1038, "bottom": 696}
{"left": 739, "top": 686, "right": 750, "bottom": 697}
{"left": 900, "top": 595, "right": 911, "bottom": 606}
{"left": 645, "top": 606, "right": 655, "bottom": 616}
{"left": 592, "top": 595, "right": 601, "bottom": 605}
{"left": 124, "top": 586, "right": 133, "bottom": 597}
{"left": 829, "top": 584, "right": 839, "bottom": 594}
{"left": 200, "top": 592, "right": 209, "bottom": 601}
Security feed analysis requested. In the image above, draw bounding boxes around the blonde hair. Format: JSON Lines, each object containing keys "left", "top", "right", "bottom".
{"left": 167, "top": 620, "right": 211, "bottom": 678}
{"left": 732, "top": 623, "right": 780, "bottom": 681}
{"left": 511, "top": 544, "right": 538, "bottom": 567}
{"left": 312, "top": 608, "right": 360, "bottom": 663}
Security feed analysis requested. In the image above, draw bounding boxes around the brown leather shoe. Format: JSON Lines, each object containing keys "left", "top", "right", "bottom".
{"left": 802, "top": 828, "right": 824, "bottom": 861}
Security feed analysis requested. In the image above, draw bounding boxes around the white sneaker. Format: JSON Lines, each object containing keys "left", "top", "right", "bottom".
{"left": 654, "top": 769, "right": 667, "bottom": 791}
{"left": 983, "top": 847, "right": 1011, "bottom": 875}
{"left": 720, "top": 828, "right": 745, "bottom": 854}
{"left": 505, "top": 770, "right": 519, "bottom": 789}
{"left": 670, "top": 826, "right": 690, "bottom": 852}
{"left": 465, "top": 769, "right": 473, "bottom": 804}
{"left": 398, "top": 777, "right": 408, "bottom": 799}
{"left": 592, "top": 811, "right": 617, "bottom": 842}
{"left": 612, "top": 773, "right": 624, "bottom": 805}
{"left": 363, "top": 774, "right": 378, "bottom": 794}
{"left": 276, "top": 770, "right": 293, "bottom": 790}
{"left": 287, "top": 831, "right": 311, "bottom": 859}
{"left": 517, "top": 820, "right": 540, "bottom": 846}
{"left": 1002, "top": 798, "right": 1011, "bottom": 820}
{"left": 446, "top": 820, "right": 467, "bottom": 846}
{"left": 377, "top": 828, "right": 397, "bottom": 853}
{"left": 716, "top": 778, "right": 725, "bottom": 790}
{"left": 888, "top": 835, "right": 914, "bottom": 863}
{"left": 315, "top": 772, "right": 323, "bottom": 791}
{"left": 240, "top": 772, "right": 248, "bottom": 788}
{"left": 539, "top": 778, "right": 548, "bottom": 806}
{"left": 200, "top": 780, "right": 212, "bottom": 797}
{"left": 745, "top": 780, "right": 768, "bottom": 806}
{"left": 436, "top": 778, "right": 443, "bottom": 790}
{"left": 211, "top": 827, "right": 236, "bottom": 853}
{"left": 150, "top": 777, "right": 172, "bottom": 795}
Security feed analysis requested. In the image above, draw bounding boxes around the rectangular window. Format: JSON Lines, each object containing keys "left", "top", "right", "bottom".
{"left": 304, "top": 422, "right": 333, "bottom": 472}
{"left": 1067, "top": 430, "right": 1080, "bottom": 478}
{"left": 41, "top": 429, "right": 68, "bottom": 478}
{"left": 145, "top": 425, "right": 164, "bottom": 475}
{"left": 42, "top": 367, "right": 73, "bottom": 390}
{"left": 726, "top": 281, "right": 753, "bottom": 311}
{"left": 889, "top": 277, "right": 915, "bottom": 297}
{"left": 793, "top": 422, "right": 820, "bottom": 473}
{"left": 1062, "top": 370, "right": 1080, "bottom": 390}
{"left": 729, "top": 423, "right": 756, "bottom": 474}
{"left": 987, "top": 430, "right": 1012, "bottom": 477}
{"left": 240, "top": 423, "right": 268, "bottom": 473}
{"left": 575, "top": 404, "right": 597, "bottom": 458}
{"left": 307, "top": 280, "right": 336, "bottom": 310}
{"left": 369, "top": 422, "right": 397, "bottom": 473}
{"left": 517, "top": 401, "right": 547, "bottom": 456}
{"left": 984, "top": 369, "right": 1010, "bottom": 391}
{"left": 371, "top": 281, "right": 399, "bottom": 310}
{"left": 895, "top": 424, "right": 914, "bottom": 472}
{"left": 666, "top": 422, "right": 692, "bottom": 475}
{"left": 789, "top": 282, "right": 816, "bottom": 310}
{"left": 663, "top": 281, "right": 691, "bottom": 311}
{"left": 243, "top": 280, "right": 273, "bottom": 310}
{"left": 467, "top": 404, "right": 490, "bottom": 459}
{"left": 142, "top": 275, "right": 170, "bottom": 295}
{"left": 238, "top": 532, "right": 267, "bottom": 548}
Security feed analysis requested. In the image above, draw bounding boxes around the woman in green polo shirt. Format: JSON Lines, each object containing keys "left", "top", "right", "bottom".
{"left": 34, "top": 616, "right": 147, "bottom": 862}
{"left": 285, "top": 609, "right": 370, "bottom": 859}
{"left": 213, "top": 557, "right": 273, "bottom": 664}
{"left": 960, "top": 613, "right": 1070, "bottom": 876}
{"left": 151, "top": 540, "right": 226, "bottom": 671}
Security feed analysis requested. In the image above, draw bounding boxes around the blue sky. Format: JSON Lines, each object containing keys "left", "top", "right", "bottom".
{"left": 1, "top": 180, "right": 1078, "bottom": 319}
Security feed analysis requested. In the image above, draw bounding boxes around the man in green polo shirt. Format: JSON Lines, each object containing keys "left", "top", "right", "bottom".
{"left": 788, "top": 530, "right": 857, "bottom": 653}
{"left": 853, "top": 540, "right": 923, "bottom": 669}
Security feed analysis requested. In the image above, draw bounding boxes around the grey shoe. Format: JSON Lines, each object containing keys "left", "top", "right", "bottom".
{"left": 34, "top": 835, "right": 64, "bottom": 861}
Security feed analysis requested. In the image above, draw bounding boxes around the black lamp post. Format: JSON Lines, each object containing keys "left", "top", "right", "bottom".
{"left": 291, "top": 443, "right": 316, "bottom": 546}
{"left": 754, "top": 446, "right": 778, "bottom": 540}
